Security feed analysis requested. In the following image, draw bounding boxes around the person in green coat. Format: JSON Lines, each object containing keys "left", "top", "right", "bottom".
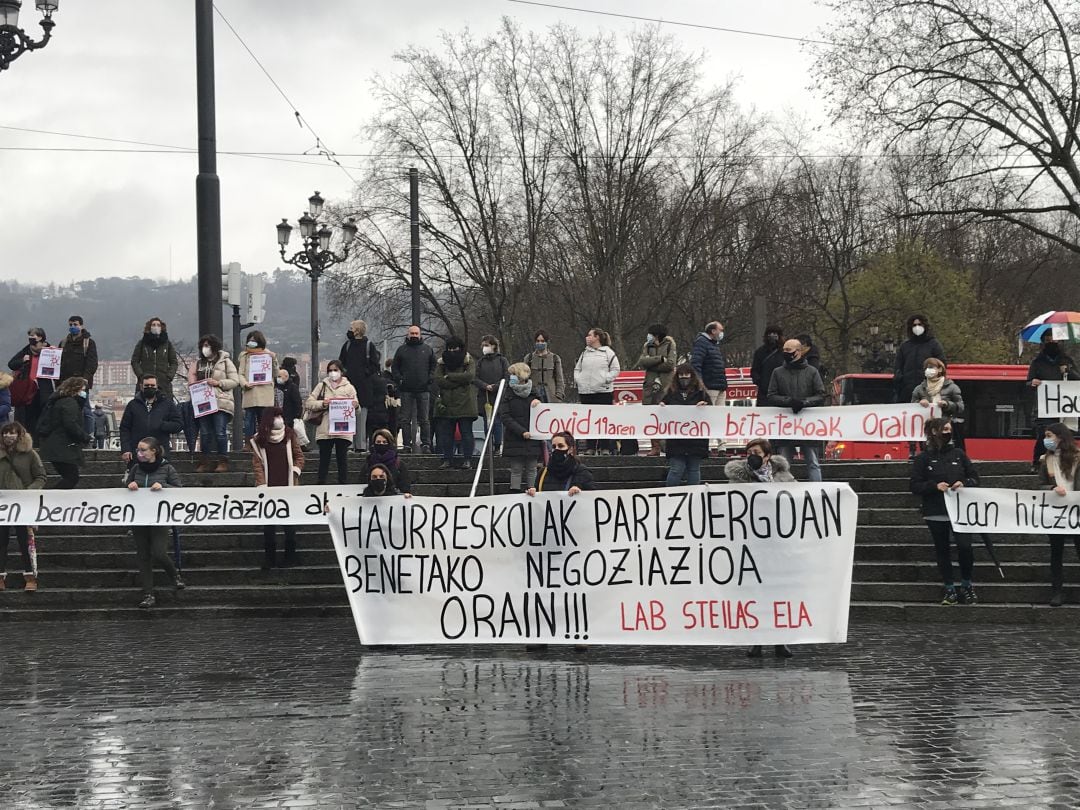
{"left": 130, "top": 317, "right": 179, "bottom": 399}
{"left": 38, "top": 376, "right": 91, "bottom": 489}
{"left": 434, "top": 337, "right": 477, "bottom": 470}
{"left": 0, "top": 421, "right": 46, "bottom": 592}
{"left": 635, "top": 324, "right": 677, "bottom": 456}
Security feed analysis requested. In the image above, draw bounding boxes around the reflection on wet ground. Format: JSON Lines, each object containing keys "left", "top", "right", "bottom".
{"left": 0, "top": 620, "right": 1078, "bottom": 808}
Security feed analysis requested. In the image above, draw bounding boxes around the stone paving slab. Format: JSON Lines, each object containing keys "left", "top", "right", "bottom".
{"left": 0, "top": 620, "right": 1078, "bottom": 808}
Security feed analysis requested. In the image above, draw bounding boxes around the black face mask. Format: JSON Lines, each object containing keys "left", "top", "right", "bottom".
{"left": 406, "top": 336, "right": 422, "bottom": 346}
{"left": 28, "top": 338, "right": 38, "bottom": 346}
{"left": 1045, "top": 342, "right": 1061, "bottom": 356}
{"left": 765, "top": 335, "right": 780, "bottom": 346}
{"left": 677, "top": 377, "right": 691, "bottom": 389}
{"left": 783, "top": 351, "right": 799, "bottom": 363}
{"left": 551, "top": 449, "right": 568, "bottom": 461}
{"left": 747, "top": 453, "right": 764, "bottom": 471}
{"left": 940, "top": 434, "right": 953, "bottom": 448}
{"left": 142, "top": 387, "right": 157, "bottom": 399}
{"left": 370, "top": 479, "right": 387, "bottom": 494}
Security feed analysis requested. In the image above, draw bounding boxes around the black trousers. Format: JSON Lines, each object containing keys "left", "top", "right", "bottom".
{"left": 49, "top": 461, "right": 80, "bottom": 489}
{"left": 133, "top": 526, "right": 178, "bottom": 594}
{"left": 1050, "top": 535, "right": 1080, "bottom": 590}
{"left": 926, "top": 520, "right": 974, "bottom": 586}
{"left": 317, "top": 438, "right": 350, "bottom": 484}
{"left": 0, "top": 526, "right": 31, "bottom": 573}
{"left": 579, "top": 392, "right": 614, "bottom": 453}
{"left": 263, "top": 525, "right": 297, "bottom": 564}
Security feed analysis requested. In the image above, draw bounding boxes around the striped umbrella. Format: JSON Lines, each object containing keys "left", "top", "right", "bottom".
{"left": 1018, "top": 311, "right": 1080, "bottom": 355}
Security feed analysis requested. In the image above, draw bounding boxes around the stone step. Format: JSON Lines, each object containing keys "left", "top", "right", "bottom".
{"left": 852, "top": 582, "right": 1073, "bottom": 603}
{"left": 33, "top": 547, "right": 340, "bottom": 568}
{"left": 8, "top": 566, "right": 343, "bottom": 588}
{"left": 849, "top": 602, "right": 1080, "bottom": 624}
{"left": 0, "top": 604, "right": 352, "bottom": 622}
{"left": 852, "top": 560, "right": 1070, "bottom": 583}
{"left": 856, "top": 542, "right": 1058, "bottom": 563}
{"left": 0, "top": 583, "right": 346, "bottom": 606}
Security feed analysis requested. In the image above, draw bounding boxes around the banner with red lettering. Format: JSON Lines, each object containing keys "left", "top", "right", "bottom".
{"left": 529, "top": 402, "right": 938, "bottom": 442}
{"left": 326, "top": 483, "right": 858, "bottom": 645}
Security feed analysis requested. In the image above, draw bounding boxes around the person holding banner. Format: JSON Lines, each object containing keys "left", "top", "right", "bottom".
{"left": 237, "top": 330, "right": 279, "bottom": 440}
{"left": 1027, "top": 331, "right": 1077, "bottom": 470}
{"left": 910, "top": 418, "right": 981, "bottom": 606}
{"left": 363, "top": 463, "right": 411, "bottom": 498}
{"left": 0, "top": 421, "right": 46, "bottom": 592}
{"left": 188, "top": 335, "right": 241, "bottom": 473}
{"left": 38, "top": 376, "right": 91, "bottom": 489}
{"left": 1037, "top": 422, "right": 1080, "bottom": 606}
{"left": 912, "top": 358, "right": 965, "bottom": 448}
{"left": 660, "top": 364, "right": 710, "bottom": 486}
{"left": 574, "top": 328, "right": 620, "bottom": 455}
{"left": 306, "top": 360, "right": 359, "bottom": 485}
{"left": 8, "top": 327, "right": 54, "bottom": 445}
{"left": 123, "top": 436, "right": 184, "bottom": 608}
{"left": 499, "top": 362, "right": 542, "bottom": 492}
{"left": 361, "top": 428, "right": 413, "bottom": 495}
{"left": 767, "top": 339, "right": 826, "bottom": 482}
{"left": 251, "top": 408, "right": 306, "bottom": 569}
{"left": 527, "top": 432, "right": 596, "bottom": 495}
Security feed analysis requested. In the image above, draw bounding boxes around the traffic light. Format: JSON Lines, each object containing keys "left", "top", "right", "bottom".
{"left": 246, "top": 274, "right": 266, "bottom": 324}
{"left": 221, "top": 262, "right": 243, "bottom": 308}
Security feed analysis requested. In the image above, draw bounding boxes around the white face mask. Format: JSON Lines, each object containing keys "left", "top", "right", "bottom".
{"left": 925, "top": 367, "right": 939, "bottom": 379}
{"left": 482, "top": 346, "right": 494, "bottom": 355}
{"left": 912, "top": 325, "right": 926, "bottom": 337}
{"left": 150, "top": 327, "right": 162, "bottom": 336}
{"left": 272, "top": 418, "right": 285, "bottom": 429}
{"left": 328, "top": 370, "right": 342, "bottom": 382}
{"left": 201, "top": 346, "right": 213, "bottom": 358}
{"left": 246, "top": 341, "right": 259, "bottom": 349}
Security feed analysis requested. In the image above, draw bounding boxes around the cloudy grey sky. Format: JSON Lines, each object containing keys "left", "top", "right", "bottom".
{"left": 0, "top": 0, "right": 833, "bottom": 285}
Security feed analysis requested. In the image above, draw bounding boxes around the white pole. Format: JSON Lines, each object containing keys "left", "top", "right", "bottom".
{"left": 469, "top": 379, "right": 506, "bottom": 498}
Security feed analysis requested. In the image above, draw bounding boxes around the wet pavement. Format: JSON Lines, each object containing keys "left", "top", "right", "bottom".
{"left": 1, "top": 620, "right": 1079, "bottom": 809}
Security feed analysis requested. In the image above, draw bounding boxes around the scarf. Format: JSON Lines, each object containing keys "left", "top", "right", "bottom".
{"left": 547, "top": 452, "right": 576, "bottom": 481}
{"left": 752, "top": 461, "right": 773, "bottom": 482}
{"left": 369, "top": 445, "right": 400, "bottom": 470}
{"left": 510, "top": 380, "right": 533, "bottom": 398}
{"left": 926, "top": 375, "right": 944, "bottom": 400}
{"left": 268, "top": 427, "right": 286, "bottom": 444}
{"left": 136, "top": 457, "right": 163, "bottom": 474}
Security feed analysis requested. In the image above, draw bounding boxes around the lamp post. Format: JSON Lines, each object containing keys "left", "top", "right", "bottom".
{"left": 0, "top": 0, "right": 57, "bottom": 72}
{"left": 276, "top": 191, "right": 357, "bottom": 390}
{"left": 852, "top": 325, "right": 898, "bottom": 374}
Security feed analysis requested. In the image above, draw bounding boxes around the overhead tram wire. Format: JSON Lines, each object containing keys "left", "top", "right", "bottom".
{"left": 211, "top": 3, "right": 357, "bottom": 184}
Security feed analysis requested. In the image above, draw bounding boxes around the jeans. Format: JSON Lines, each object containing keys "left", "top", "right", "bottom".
{"left": 197, "top": 411, "right": 231, "bottom": 455}
{"left": 244, "top": 406, "right": 267, "bottom": 438}
{"left": 82, "top": 397, "right": 94, "bottom": 436}
{"left": 507, "top": 457, "right": 538, "bottom": 491}
{"left": 1050, "top": 535, "right": 1080, "bottom": 590}
{"left": 665, "top": 456, "right": 702, "bottom": 486}
{"left": 926, "top": 519, "right": 974, "bottom": 586}
{"left": 317, "top": 438, "right": 350, "bottom": 484}
{"left": 778, "top": 443, "right": 822, "bottom": 482}
{"left": 133, "top": 526, "right": 178, "bottom": 594}
{"left": 0, "top": 526, "right": 31, "bottom": 573}
{"left": 436, "top": 417, "right": 475, "bottom": 464}
{"left": 399, "top": 391, "right": 431, "bottom": 449}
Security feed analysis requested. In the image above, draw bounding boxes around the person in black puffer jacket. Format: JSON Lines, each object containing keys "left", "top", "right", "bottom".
{"left": 661, "top": 364, "right": 710, "bottom": 486}
{"left": 498, "top": 362, "right": 541, "bottom": 492}
{"left": 910, "top": 417, "right": 980, "bottom": 607}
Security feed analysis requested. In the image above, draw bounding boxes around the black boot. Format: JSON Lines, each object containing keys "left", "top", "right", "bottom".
{"left": 774, "top": 644, "right": 793, "bottom": 658}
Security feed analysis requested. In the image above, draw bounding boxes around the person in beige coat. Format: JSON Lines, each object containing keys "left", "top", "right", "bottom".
{"left": 237, "top": 330, "right": 279, "bottom": 440}
{"left": 187, "top": 334, "right": 241, "bottom": 472}
{"left": 305, "top": 359, "right": 359, "bottom": 484}
{"left": 0, "top": 421, "right": 46, "bottom": 591}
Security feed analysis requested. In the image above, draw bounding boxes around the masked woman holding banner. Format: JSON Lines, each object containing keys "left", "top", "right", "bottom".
{"left": 1038, "top": 422, "right": 1080, "bottom": 606}
{"left": 363, "top": 463, "right": 412, "bottom": 498}
{"left": 526, "top": 431, "right": 596, "bottom": 495}
{"left": 660, "top": 364, "right": 710, "bottom": 486}
{"left": 910, "top": 417, "right": 980, "bottom": 606}
{"left": 123, "top": 436, "right": 184, "bottom": 609}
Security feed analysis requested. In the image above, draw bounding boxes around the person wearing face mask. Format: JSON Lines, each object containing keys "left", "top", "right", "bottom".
{"left": 911, "top": 358, "right": 965, "bottom": 447}
{"left": 37, "top": 376, "right": 91, "bottom": 489}
{"left": 274, "top": 365, "right": 303, "bottom": 428}
{"left": 58, "top": 316, "right": 99, "bottom": 436}
{"left": 658, "top": 364, "right": 710, "bottom": 485}
{"left": 119, "top": 375, "right": 183, "bottom": 466}
{"left": 251, "top": 407, "right": 306, "bottom": 568}
{"left": 524, "top": 330, "right": 565, "bottom": 404}
{"left": 391, "top": 325, "right": 436, "bottom": 453}
{"left": 911, "top": 417, "right": 980, "bottom": 606}
{"left": 237, "top": 330, "right": 279, "bottom": 440}
{"left": 473, "top": 335, "right": 509, "bottom": 455}
{"left": 751, "top": 326, "right": 785, "bottom": 408}
{"left": 338, "top": 320, "right": 381, "bottom": 454}
{"left": 123, "top": 436, "right": 183, "bottom": 608}
{"left": 894, "top": 315, "right": 946, "bottom": 459}
{"left": 0, "top": 422, "right": 46, "bottom": 592}
{"left": 306, "top": 360, "right": 359, "bottom": 485}
{"left": 1027, "top": 331, "right": 1077, "bottom": 470}
{"left": 526, "top": 431, "right": 596, "bottom": 495}
{"left": 574, "top": 328, "right": 621, "bottom": 455}
{"left": 363, "top": 463, "right": 402, "bottom": 497}
{"left": 635, "top": 325, "right": 677, "bottom": 456}
{"left": 361, "top": 428, "right": 413, "bottom": 494}
{"left": 498, "top": 363, "right": 542, "bottom": 491}
{"left": 187, "top": 334, "right": 241, "bottom": 473}
{"left": 434, "top": 337, "right": 478, "bottom": 470}
{"left": 690, "top": 321, "right": 728, "bottom": 406}
{"left": 1037, "top": 423, "right": 1080, "bottom": 606}
{"left": 8, "top": 327, "right": 53, "bottom": 445}
{"left": 767, "top": 339, "right": 826, "bottom": 482}
{"left": 130, "top": 318, "right": 179, "bottom": 400}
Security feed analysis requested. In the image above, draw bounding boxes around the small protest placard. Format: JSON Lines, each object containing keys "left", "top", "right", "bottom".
{"left": 247, "top": 353, "right": 273, "bottom": 385}
{"left": 328, "top": 398, "right": 356, "bottom": 436}
{"left": 189, "top": 380, "right": 219, "bottom": 416}
{"left": 36, "top": 347, "right": 61, "bottom": 380}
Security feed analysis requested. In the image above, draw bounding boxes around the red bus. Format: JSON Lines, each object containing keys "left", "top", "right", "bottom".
{"left": 830, "top": 364, "right": 1034, "bottom": 461}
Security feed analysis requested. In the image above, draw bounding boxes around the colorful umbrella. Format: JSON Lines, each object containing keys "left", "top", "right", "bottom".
{"left": 1020, "top": 311, "right": 1080, "bottom": 344}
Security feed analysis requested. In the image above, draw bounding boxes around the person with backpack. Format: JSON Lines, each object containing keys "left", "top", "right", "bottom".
{"left": 0, "top": 421, "right": 46, "bottom": 592}
{"left": 574, "top": 328, "right": 620, "bottom": 455}
{"left": 123, "top": 436, "right": 184, "bottom": 609}
{"left": 339, "top": 320, "right": 380, "bottom": 453}
{"left": 58, "top": 316, "right": 99, "bottom": 436}
{"left": 8, "top": 327, "right": 54, "bottom": 445}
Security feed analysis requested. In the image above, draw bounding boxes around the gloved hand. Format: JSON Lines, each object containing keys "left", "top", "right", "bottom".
{"left": 791, "top": 399, "right": 805, "bottom": 414}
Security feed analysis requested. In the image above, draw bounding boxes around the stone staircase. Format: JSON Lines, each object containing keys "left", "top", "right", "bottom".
{"left": 1, "top": 451, "right": 1076, "bottom": 623}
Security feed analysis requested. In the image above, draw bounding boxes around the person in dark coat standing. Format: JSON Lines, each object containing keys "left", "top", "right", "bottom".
{"left": 910, "top": 418, "right": 980, "bottom": 606}
{"left": 274, "top": 366, "right": 303, "bottom": 426}
{"left": 58, "top": 316, "right": 99, "bottom": 436}
{"left": 690, "top": 321, "right": 728, "bottom": 405}
{"left": 391, "top": 325, "right": 436, "bottom": 453}
{"left": 130, "top": 317, "right": 179, "bottom": 400}
{"left": 8, "top": 327, "right": 55, "bottom": 445}
{"left": 893, "top": 314, "right": 945, "bottom": 402}
{"left": 119, "top": 374, "right": 183, "bottom": 463}
{"left": 661, "top": 364, "right": 710, "bottom": 486}
{"left": 339, "top": 319, "right": 380, "bottom": 453}
{"left": 499, "top": 363, "right": 542, "bottom": 491}
{"left": 750, "top": 326, "right": 785, "bottom": 407}
{"left": 38, "top": 376, "right": 91, "bottom": 489}
{"left": 767, "top": 339, "right": 826, "bottom": 482}
{"left": 527, "top": 431, "right": 596, "bottom": 495}
{"left": 1027, "top": 330, "right": 1077, "bottom": 468}
{"left": 92, "top": 404, "right": 110, "bottom": 449}
{"left": 474, "top": 335, "right": 510, "bottom": 454}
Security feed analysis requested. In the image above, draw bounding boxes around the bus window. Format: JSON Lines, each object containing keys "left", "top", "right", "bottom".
{"left": 837, "top": 377, "right": 894, "bottom": 405}
{"left": 959, "top": 380, "right": 1034, "bottom": 439}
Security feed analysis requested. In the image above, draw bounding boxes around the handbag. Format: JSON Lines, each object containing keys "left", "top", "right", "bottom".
{"left": 303, "top": 382, "right": 326, "bottom": 426}
{"left": 292, "top": 418, "right": 310, "bottom": 446}
{"left": 10, "top": 368, "right": 38, "bottom": 408}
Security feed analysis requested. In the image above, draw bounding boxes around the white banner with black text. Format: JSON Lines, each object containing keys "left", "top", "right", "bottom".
{"left": 944, "top": 487, "right": 1080, "bottom": 534}
{"left": 1037, "top": 381, "right": 1080, "bottom": 419}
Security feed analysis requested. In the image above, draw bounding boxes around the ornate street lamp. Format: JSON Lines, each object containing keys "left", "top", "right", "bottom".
{"left": 0, "top": 0, "right": 58, "bottom": 72}
{"left": 276, "top": 191, "right": 357, "bottom": 389}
